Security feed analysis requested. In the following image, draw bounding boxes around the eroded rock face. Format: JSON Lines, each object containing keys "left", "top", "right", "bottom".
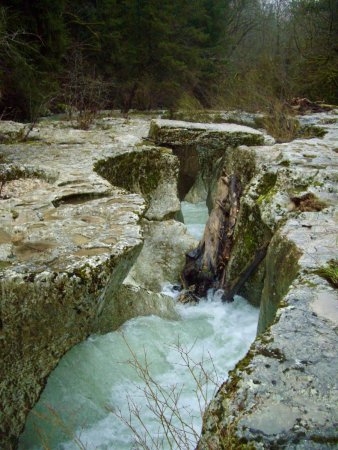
{"left": 0, "top": 115, "right": 183, "bottom": 447}
{"left": 225, "top": 123, "right": 337, "bottom": 306}
{"left": 149, "top": 119, "right": 267, "bottom": 200}
{"left": 198, "top": 111, "right": 338, "bottom": 449}
{"left": 184, "top": 173, "right": 208, "bottom": 203}
{"left": 125, "top": 219, "right": 197, "bottom": 292}
{"left": 110, "top": 217, "right": 197, "bottom": 329}
{"left": 107, "top": 284, "right": 179, "bottom": 329}
{"left": 94, "top": 146, "right": 180, "bottom": 221}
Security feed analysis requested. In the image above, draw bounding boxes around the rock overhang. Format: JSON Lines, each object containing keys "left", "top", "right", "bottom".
{"left": 0, "top": 117, "right": 155, "bottom": 446}
{"left": 149, "top": 118, "right": 267, "bottom": 147}
{"left": 148, "top": 118, "right": 270, "bottom": 201}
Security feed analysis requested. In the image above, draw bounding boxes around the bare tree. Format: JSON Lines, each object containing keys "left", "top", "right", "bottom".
{"left": 110, "top": 336, "right": 220, "bottom": 450}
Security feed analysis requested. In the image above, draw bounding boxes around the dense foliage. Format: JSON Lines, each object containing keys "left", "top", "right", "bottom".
{"left": 0, "top": 0, "right": 337, "bottom": 120}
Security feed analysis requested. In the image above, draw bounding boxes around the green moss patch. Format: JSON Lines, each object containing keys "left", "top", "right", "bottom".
{"left": 258, "top": 234, "right": 302, "bottom": 334}
{"left": 298, "top": 125, "right": 326, "bottom": 139}
{"left": 94, "top": 148, "right": 177, "bottom": 201}
{"left": 314, "top": 259, "right": 338, "bottom": 288}
{"left": 256, "top": 172, "right": 278, "bottom": 197}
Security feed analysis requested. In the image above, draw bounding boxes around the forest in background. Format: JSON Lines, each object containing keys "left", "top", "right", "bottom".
{"left": 0, "top": 0, "right": 337, "bottom": 121}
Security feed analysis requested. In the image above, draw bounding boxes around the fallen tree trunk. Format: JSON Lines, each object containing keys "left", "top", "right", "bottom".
{"left": 222, "top": 240, "right": 270, "bottom": 302}
{"left": 181, "top": 168, "right": 242, "bottom": 299}
{"left": 180, "top": 166, "right": 270, "bottom": 302}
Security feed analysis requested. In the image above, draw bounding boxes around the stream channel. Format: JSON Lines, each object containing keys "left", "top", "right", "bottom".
{"left": 19, "top": 202, "right": 259, "bottom": 450}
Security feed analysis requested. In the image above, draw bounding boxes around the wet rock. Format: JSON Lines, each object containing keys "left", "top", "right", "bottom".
{"left": 125, "top": 219, "right": 198, "bottom": 292}
{"left": 177, "top": 290, "right": 199, "bottom": 305}
{"left": 0, "top": 115, "right": 154, "bottom": 447}
{"left": 184, "top": 173, "right": 208, "bottom": 203}
{"left": 107, "top": 284, "right": 179, "bottom": 329}
{"left": 112, "top": 216, "right": 196, "bottom": 330}
{"left": 149, "top": 119, "right": 266, "bottom": 200}
{"left": 198, "top": 111, "right": 338, "bottom": 449}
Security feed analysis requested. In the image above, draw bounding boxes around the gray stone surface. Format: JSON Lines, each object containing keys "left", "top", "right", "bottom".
{"left": 198, "top": 111, "right": 338, "bottom": 449}
{"left": 184, "top": 172, "right": 208, "bottom": 203}
{"left": 149, "top": 119, "right": 267, "bottom": 200}
{"left": 125, "top": 218, "right": 197, "bottom": 292}
{"left": 94, "top": 146, "right": 180, "bottom": 221}
{"left": 0, "top": 115, "right": 182, "bottom": 447}
{"left": 149, "top": 119, "right": 265, "bottom": 139}
{"left": 108, "top": 284, "right": 179, "bottom": 329}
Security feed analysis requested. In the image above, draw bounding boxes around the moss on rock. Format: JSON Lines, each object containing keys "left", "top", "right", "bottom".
{"left": 226, "top": 203, "right": 272, "bottom": 306}
{"left": 94, "top": 146, "right": 180, "bottom": 220}
{"left": 258, "top": 232, "right": 301, "bottom": 334}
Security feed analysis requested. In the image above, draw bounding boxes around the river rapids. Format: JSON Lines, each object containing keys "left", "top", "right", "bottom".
{"left": 19, "top": 202, "right": 259, "bottom": 450}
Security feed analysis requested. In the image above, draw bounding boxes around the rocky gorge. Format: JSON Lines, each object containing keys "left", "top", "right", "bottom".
{"left": 0, "top": 110, "right": 337, "bottom": 449}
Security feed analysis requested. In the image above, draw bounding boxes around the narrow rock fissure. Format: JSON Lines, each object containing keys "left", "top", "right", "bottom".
{"left": 19, "top": 198, "right": 260, "bottom": 450}
{"left": 17, "top": 128, "right": 263, "bottom": 449}
{"left": 2, "top": 112, "right": 336, "bottom": 450}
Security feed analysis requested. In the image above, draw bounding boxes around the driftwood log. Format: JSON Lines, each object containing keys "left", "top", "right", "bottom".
{"left": 181, "top": 168, "right": 241, "bottom": 299}
{"left": 180, "top": 168, "right": 269, "bottom": 302}
{"left": 289, "top": 97, "right": 333, "bottom": 114}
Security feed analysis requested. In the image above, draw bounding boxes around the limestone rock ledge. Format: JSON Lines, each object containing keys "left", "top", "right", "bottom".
{"left": 94, "top": 145, "right": 180, "bottom": 221}
{"left": 149, "top": 119, "right": 268, "bottom": 201}
{"left": 126, "top": 218, "right": 197, "bottom": 292}
{"left": 0, "top": 116, "right": 182, "bottom": 447}
{"left": 198, "top": 112, "right": 338, "bottom": 449}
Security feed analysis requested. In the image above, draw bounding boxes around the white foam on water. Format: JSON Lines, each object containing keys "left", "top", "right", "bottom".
{"left": 19, "top": 202, "right": 259, "bottom": 450}
{"left": 19, "top": 294, "right": 259, "bottom": 450}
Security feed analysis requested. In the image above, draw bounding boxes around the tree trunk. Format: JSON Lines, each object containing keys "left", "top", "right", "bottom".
{"left": 122, "top": 82, "right": 138, "bottom": 116}
{"left": 181, "top": 168, "right": 242, "bottom": 299}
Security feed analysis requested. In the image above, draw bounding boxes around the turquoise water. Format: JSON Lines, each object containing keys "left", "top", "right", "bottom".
{"left": 19, "top": 202, "right": 259, "bottom": 450}
{"left": 181, "top": 201, "right": 209, "bottom": 240}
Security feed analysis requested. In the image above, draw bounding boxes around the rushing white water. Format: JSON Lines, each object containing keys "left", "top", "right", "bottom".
{"left": 19, "top": 202, "right": 259, "bottom": 450}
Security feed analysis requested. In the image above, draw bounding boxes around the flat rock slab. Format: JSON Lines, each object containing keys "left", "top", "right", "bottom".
{"left": 151, "top": 119, "right": 264, "bottom": 133}
{"left": 148, "top": 119, "right": 269, "bottom": 200}
{"left": 149, "top": 119, "right": 266, "bottom": 147}
{"left": 312, "top": 290, "right": 338, "bottom": 324}
{"left": 0, "top": 119, "right": 151, "bottom": 276}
